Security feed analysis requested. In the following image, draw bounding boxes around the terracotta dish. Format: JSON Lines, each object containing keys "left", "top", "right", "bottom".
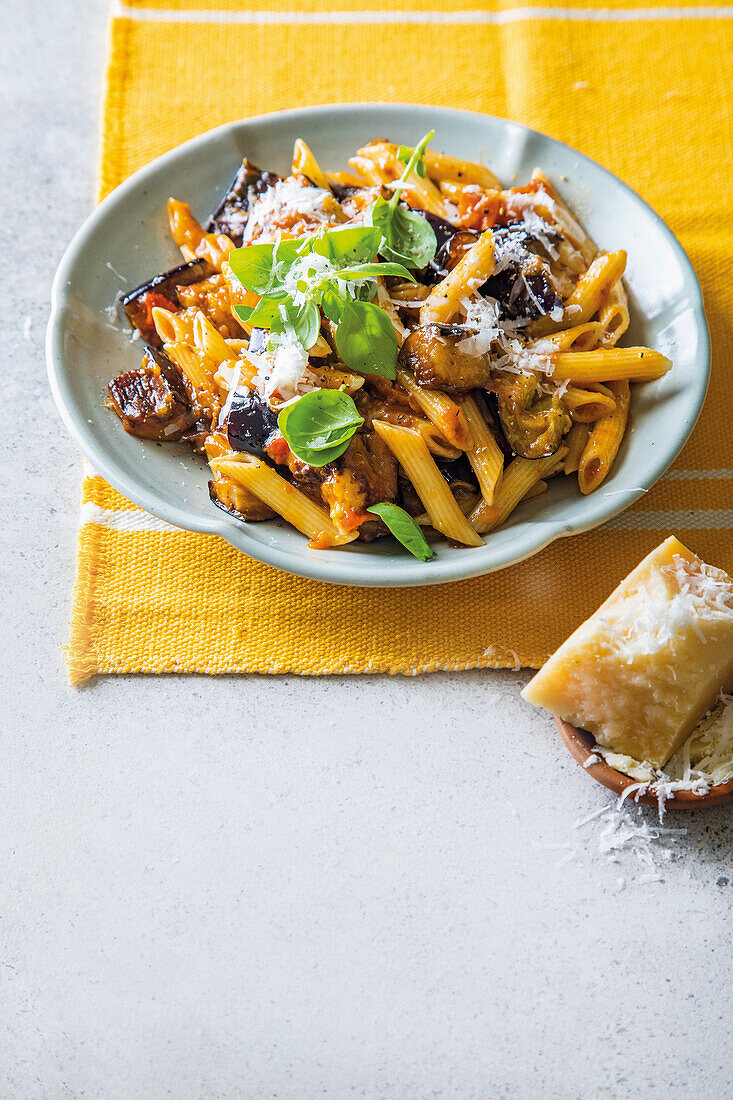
{"left": 556, "top": 717, "right": 733, "bottom": 809}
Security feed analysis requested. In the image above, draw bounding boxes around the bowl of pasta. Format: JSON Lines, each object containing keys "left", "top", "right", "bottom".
{"left": 47, "top": 104, "right": 709, "bottom": 586}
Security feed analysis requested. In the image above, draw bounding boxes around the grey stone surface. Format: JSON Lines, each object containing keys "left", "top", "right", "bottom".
{"left": 2, "top": 2, "right": 731, "bottom": 1097}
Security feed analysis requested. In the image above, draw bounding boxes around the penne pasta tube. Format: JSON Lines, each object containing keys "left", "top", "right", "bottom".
{"left": 539, "top": 322, "right": 602, "bottom": 352}
{"left": 352, "top": 142, "right": 452, "bottom": 219}
{"left": 460, "top": 393, "right": 504, "bottom": 505}
{"left": 372, "top": 420, "right": 483, "bottom": 547}
{"left": 413, "top": 146, "right": 502, "bottom": 191}
{"left": 193, "top": 310, "right": 237, "bottom": 364}
{"left": 577, "top": 380, "right": 630, "bottom": 495}
{"left": 563, "top": 422, "right": 591, "bottom": 475}
{"left": 598, "top": 279, "right": 631, "bottom": 347}
{"left": 165, "top": 341, "right": 207, "bottom": 389}
{"left": 210, "top": 456, "right": 357, "bottom": 547}
{"left": 369, "top": 403, "right": 461, "bottom": 459}
{"left": 564, "top": 250, "right": 627, "bottom": 324}
{"left": 420, "top": 229, "right": 494, "bottom": 324}
{"left": 532, "top": 251, "right": 626, "bottom": 337}
{"left": 470, "top": 447, "right": 568, "bottom": 533}
{"left": 326, "top": 170, "right": 368, "bottom": 189}
{"left": 292, "top": 138, "right": 331, "bottom": 191}
{"left": 152, "top": 305, "right": 194, "bottom": 345}
{"left": 165, "top": 341, "right": 220, "bottom": 416}
{"left": 550, "top": 347, "right": 672, "bottom": 383}
{"left": 530, "top": 169, "right": 597, "bottom": 263}
{"left": 560, "top": 384, "right": 617, "bottom": 422}
{"left": 167, "top": 198, "right": 234, "bottom": 271}
{"left": 396, "top": 366, "right": 472, "bottom": 449}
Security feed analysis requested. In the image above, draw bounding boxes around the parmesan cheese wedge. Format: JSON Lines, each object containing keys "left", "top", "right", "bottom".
{"left": 522, "top": 537, "right": 733, "bottom": 768}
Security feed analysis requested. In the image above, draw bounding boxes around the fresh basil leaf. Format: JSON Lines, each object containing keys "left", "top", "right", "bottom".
{"left": 270, "top": 299, "right": 321, "bottom": 349}
{"left": 366, "top": 502, "right": 436, "bottom": 562}
{"left": 228, "top": 240, "right": 303, "bottom": 294}
{"left": 335, "top": 262, "right": 416, "bottom": 282}
{"left": 387, "top": 205, "right": 438, "bottom": 270}
{"left": 320, "top": 284, "right": 345, "bottom": 323}
{"left": 350, "top": 279, "right": 379, "bottom": 303}
{"left": 228, "top": 243, "right": 275, "bottom": 294}
{"left": 334, "top": 299, "right": 399, "bottom": 379}
{"left": 311, "top": 225, "right": 382, "bottom": 266}
{"left": 367, "top": 196, "right": 437, "bottom": 270}
{"left": 278, "top": 388, "right": 364, "bottom": 466}
{"left": 397, "top": 143, "right": 428, "bottom": 178}
{"left": 233, "top": 296, "right": 284, "bottom": 330}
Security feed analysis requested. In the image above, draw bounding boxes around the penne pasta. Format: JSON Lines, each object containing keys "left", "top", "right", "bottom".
{"left": 193, "top": 310, "right": 237, "bottom": 364}
{"left": 396, "top": 366, "right": 471, "bottom": 450}
{"left": 551, "top": 347, "right": 672, "bottom": 383}
{"left": 577, "top": 380, "right": 630, "bottom": 494}
{"left": 373, "top": 420, "right": 483, "bottom": 546}
{"left": 152, "top": 305, "right": 195, "bottom": 345}
{"left": 471, "top": 447, "right": 568, "bottom": 533}
{"left": 539, "top": 322, "right": 602, "bottom": 352}
{"left": 523, "top": 479, "right": 549, "bottom": 502}
{"left": 167, "top": 198, "right": 234, "bottom": 271}
{"left": 460, "top": 393, "right": 504, "bottom": 505}
{"left": 211, "top": 456, "right": 357, "bottom": 547}
{"left": 369, "top": 403, "right": 461, "bottom": 459}
{"left": 530, "top": 169, "right": 598, "bottom": 264}
{"left": 420, "top": 229, "right": 494, "bottom": 324}
{"left": 413, "top": 146, "right": 501, "bottom": 191}
{"left": 560, "top": 384, "right": 617, "bottom": 422}
{"left": 563, "top": 422, "right": 591, "bottom": 474}
{"left": 292, "top": 138, "right": 331, "bottom": 191}
{"left": 351, "top": 141, "right": 452, "bottom": 219}
{"left": 598, "top": 279, "right": 631, "bottom": 347}
{"left": 563, "top": 250, "right": 627, "bottom": 324}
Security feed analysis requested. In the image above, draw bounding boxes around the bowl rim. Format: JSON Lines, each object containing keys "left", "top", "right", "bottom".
{"left": 556, "top": 716, "right": 733, "bottom": 809}
{"left": 46, "top": 102, "right": 711, "bottom": 588}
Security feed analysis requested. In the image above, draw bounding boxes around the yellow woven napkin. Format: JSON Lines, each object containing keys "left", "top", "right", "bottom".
{"left": 67, "top": 0, "right": 733, "bottom": 685}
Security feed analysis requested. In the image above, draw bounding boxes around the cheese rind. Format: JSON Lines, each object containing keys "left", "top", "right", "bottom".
{"left": 522, "top": 537, "right": 733, "bottom": 768}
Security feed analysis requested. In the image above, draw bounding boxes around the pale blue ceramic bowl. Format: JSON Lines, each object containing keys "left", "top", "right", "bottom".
{"left": 47, "top": 104, "right": 709, "bottom": 586}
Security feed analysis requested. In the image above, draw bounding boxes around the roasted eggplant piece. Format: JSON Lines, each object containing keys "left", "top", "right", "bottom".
{"left": 108, "top": 346, "right": 194, "bottom": 441}
{"left": 329, "top": 181, "right": 361, "bottom": 203}
{"left": 399, "top": 324, "right": 493, "bottom": 392}
{"left": 321, "top": 431, "right": 399, "bottom": 540}
{"left": 206, "top": 159, "right": 281, "bottom": 244}
{"left": 208, "top": 478, "right": 275, "bottom": 522}
{"left": 226, "top": 390, "right": 280, "bottom": 457}
{"left": 121, "top": 259, "right": 212, "bottom": 345}
{"left": 493, "top": 373, "right": 570, "bottom": 459}
{"left": 427, "top": 228, "right": 480, "bottom": 283}
{"left": 436, "top": 453, "right": 480, "bottom": 493}
{"left": 484, "top": 223, "right": 562, "bottom": 322}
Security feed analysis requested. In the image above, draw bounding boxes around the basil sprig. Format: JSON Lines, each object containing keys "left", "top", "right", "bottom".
{"left": 229, "top": 225, "right": 414, "bottom": 380}
{"left": 366, "top": 502, "right": 436, "bottom": 562}
{"left": 278, "top": 388, "right": 364, "bottom": 466}
{"left": 366, "top": 130, "right": 438, "bottom": 271}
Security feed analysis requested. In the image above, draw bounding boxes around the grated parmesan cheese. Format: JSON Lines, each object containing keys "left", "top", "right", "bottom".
{"left": 245, "top": 332, "right": 318, "bottom": 403}
{"left": 242, "top": 177, "right": 337, "bottom": 244}
{"left": 456, "top": 294, "right": 557, "bottom": 376}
